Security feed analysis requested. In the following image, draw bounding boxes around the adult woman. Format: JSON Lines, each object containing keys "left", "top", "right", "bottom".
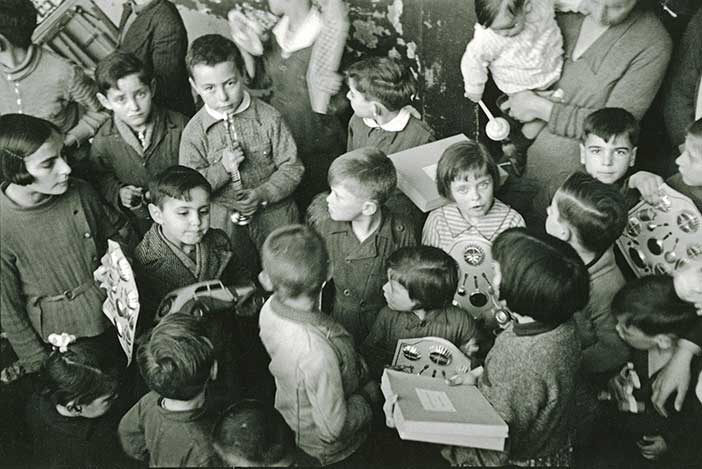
{"left": 501, "top": 0, "right": 672, "bottom": 211}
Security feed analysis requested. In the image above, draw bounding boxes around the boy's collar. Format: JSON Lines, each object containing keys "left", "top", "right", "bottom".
{"left": 203, "top": 91, "right": 251, "bottom": 121}
{"left": 362, "top": 106, "right": 420, "bottom": 132}
{"left": 129, "top": 0, "right": 160, "bottom": 14}
{"left": 270, "top": 295, "right": 329, "bottom": 327}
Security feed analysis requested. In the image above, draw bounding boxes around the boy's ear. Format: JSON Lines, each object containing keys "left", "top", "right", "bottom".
{"left": 579, "top": 143, "right": 586, "bottom": 165}
{"left": 553, "top": 220, "right": 572, "bottom": 243}
{"left": 148, "top": 203, "right": 163, "bottom": 225}
{"left": 258, "top": 271, "right": 274, "bottom": 292}
{"left": 629, "top": 147, "right": 638, "bottom": 167}
{"left": 189, "top": 77, "right": 200, "bottom": 95}
{"left": 210, "top": 360, "right": 218, "bottom": 381}
{"left": 654, "top": 334, "right": 674, "bottom": 350}
{"left": 361, "top": 200, "right": 379, "bottom": 216}
{"left": 59, "top": 400, "right": 82, "bottom": 416}
{"left": 371, "top": 102, "right": 384, "bottom": 119}
{"left": 0, "top": 34, "right": 8, "bottom": 52}
{"left": 150, "top": 78, "right": 157, "bottom": 96}
{"left": 96, "top": 93, "right": 113, "bottom": 111}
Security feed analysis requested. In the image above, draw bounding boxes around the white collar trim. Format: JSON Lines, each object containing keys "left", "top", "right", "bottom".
{"left": 362, "top": 106, "right": 420, "bottom": 132}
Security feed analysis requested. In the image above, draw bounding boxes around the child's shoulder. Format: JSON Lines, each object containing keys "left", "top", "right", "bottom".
{"left": 160, "top": 106, "right": 190, "bottom": 130}
{"left": 404, "top": 115, "right": 435, "bottom": 141}
{"left": 135, "top": 224, "right": 167, "bottom": 265}
{"left": 667, "top": 173, "right": 702, "bottom": 211}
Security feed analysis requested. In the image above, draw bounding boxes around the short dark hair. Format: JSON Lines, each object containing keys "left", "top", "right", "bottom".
{"left": 345, "top": 57, "right": 417, "bottom": 112}
{"left": 261, "top": 224, "right": 330, "bottom": 300}
{"left": 42, "top": 338, "right": 122, "bottom": 407}
{"left": 435, "top": 141, "right": 499, "bottom": 200}
{"left": 328, "top": 147, "right": 397, "bottom": 204}
{"left": 0, "top": 0, "right": 37, "bottom": 49}
{"left": 95, "top": 51, "right": 153, "bottom": 95}
{"left": 386, "top": 246, "right": 459, "bottom": 311}
{"left": 582, "top": 108, "right": 639, "bottom": 146}
{"left": 137, "top": 313, "right": 215, "bottom": 400}
{"left": 612, "top": 275, "right": 697, "bottom": 337}
{"left": 212, "top": 399, "right": 294, "bottom": 466}
{"left": 555, "top": 172, "right": 627, "bottom": 255}
{"left": 149, "top": 166, "right": 212, "bottom": 208}
{"left": 186, "top": 34, "right": 245, "bottom": 78}
{"left": 0, "top": 114, "right": 61, "bottom": 185}
{"left": 492, "top": 228, "right": 589, "bottom": 325}
{"left": 475, "top": 0, "right": 526, "bottom": 27}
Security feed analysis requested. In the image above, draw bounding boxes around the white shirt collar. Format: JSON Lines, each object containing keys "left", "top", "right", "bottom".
{"left": 204, "top": 91, "right": 251, "bottom": 121}
{"left": 273, "top": 8, "right": 323, "bottom": 58}
{"left": 362, "top": 106, "right": 420, "bottom": 132}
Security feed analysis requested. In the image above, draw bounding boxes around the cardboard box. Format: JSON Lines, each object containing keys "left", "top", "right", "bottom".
{"left": 388, "top": 134, "right": 469, "bottom": 212}
{"left": 381, "top": 369, "right": 508, "bottom": 450}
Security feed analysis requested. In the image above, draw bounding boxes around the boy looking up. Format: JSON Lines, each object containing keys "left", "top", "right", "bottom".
{"left": 258, "top": 225, "right": 374, "bottom": 466}
{"left": 307, "top": 148, "right": 418, "bottom": 343}
{"left": 179, "top": 34, "right": 303, "bottom": 272}
{"left": 91, "top": 51, "right": 188, "bottom": 235}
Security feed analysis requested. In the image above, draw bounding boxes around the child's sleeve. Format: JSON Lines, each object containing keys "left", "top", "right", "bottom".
{"left": 361, "top": 309, "right": 394, "bottom": 380}
{"left": 89, "top": 137, "right": 124, "bottom": 211}
{"left": 301, "top": 350, "right": 372, "bottom": 441}
{"left": 0, "top": 252, "right": 48, "bottom": 373}
{"left": 179, "top": 124, "right": 233, "bottom": 193}
{"left": 460, "top": 27, "right": 503, "bottom": 100}
{"left": 150, "top": 14, "right": 190, "bottom": 112}
{"left": 66, "top": 64, "right": 109, "bottom": 144}
{"left": 254, "top": 117, "right": 304, "bottom": 204}
{"left": 118, "top": 401, "right": 148, "bottom": 461}
{"left": 421, "top": 210, "right": 443, "bottom": 247}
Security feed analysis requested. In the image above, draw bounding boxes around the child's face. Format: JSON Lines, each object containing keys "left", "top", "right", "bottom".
{"left": 326, "top": 182, "right": 369, "bottom": 222}
{"left": 383, "top": 271, "right": 417, "bottom": 312}
{"left": 190, "top": 62, "right": 245, "bottom": 115}
{"left": 586, "top": 0, "right": 638, "bottom": 27}
{"left": 346, "top": 79, "right": 376, "bottom": 119}
{"left": 450, "top": 171, "right": 495, "bottom": 221}
{"left": 23, "top": 131, "right": 72, "bottom": 196}
{"left": 99, "top": 73, "right": 153, "bottom": 131}
{"left": 615, "top": 317, "right": 662, "bottom": 351}
{"left": 675, "top": 135, "right": 702, "bottom": 187}
{"left": 580, "top": 133, "right": 636, "bottom": 184}
{"left": 75, "top": 393, "right": 117, "bottom": 419}
{"left": 151, "top": 188, "right": 211, "bottom": 249}
{"left": 490, "top": 0, "right": 528, "bottom": 37}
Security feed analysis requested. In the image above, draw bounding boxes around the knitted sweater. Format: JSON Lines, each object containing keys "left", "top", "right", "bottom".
{"left": 444, "top": 320, "right": 581, "bottom": 464}
{"left": 0, "top": 46, "right": 108, "bottom": 144}
{"left": 0, "top": 179, "right": 123, "bottom": 371}
{"left": 526, "top": 9, "right": 672, "bottom": 206}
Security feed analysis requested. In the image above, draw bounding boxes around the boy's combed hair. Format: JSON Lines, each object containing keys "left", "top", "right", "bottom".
{"left": 435, "top": 141, "right": 499, "bottom": 200}
{"left": 582, "top": 108, "right": 640, "bottom": 146}
{"left": 328, "top": 147, "right": 397, "bottom": 204}
{"left": 212, "top": 399, "right": 294, "bottom": 467}
{"left": 345, "top": 57, "right": 417, "bottom": 112}
{"left": 95, "top": 51, "right": 153, "bottom": 95}
{"left": 185, "top": 34, "right": 245, "bottom": 78}
{"left": 556, "top": 172, "right": 627, "bottom": 255}
{"left": 42, "top": 339, "right": 122, "bottom": 407}
{"left": 386, "top": 246, "right": 459, "bottom": 311}
{"left": 493, "top": 227, "right": 589, "bottom": 325}
{"left": 0, "top": 0, "right": 37, "bottom": 49}
{"left": 0, "top": 114, "right": 60, "bottom": 185}
{"left": 612, "top": 275, "right": 697, "bottom": 337}
{"left": 137, "top": 312, "right": 215, "bottom": 400}
{"left": 475, "top": 0, "right": 526, "bottom": 27}
{"left": 149, "top": 165, "right": 212, "bottom": 208}
{"left": 261, "top": 224, "right": 329, "bottom": 299}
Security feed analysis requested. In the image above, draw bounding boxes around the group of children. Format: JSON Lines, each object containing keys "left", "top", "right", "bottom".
{"left": 2, "top": 0, "right": 702, "bottom": 467}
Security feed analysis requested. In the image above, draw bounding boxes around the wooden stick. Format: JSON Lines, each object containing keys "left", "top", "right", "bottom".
{"left": 478, "top": 100, "right": 495, "bottom": 122}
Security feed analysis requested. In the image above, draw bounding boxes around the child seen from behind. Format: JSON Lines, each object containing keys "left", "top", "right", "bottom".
{"left": 258, "top": 225, "right": 375, "bottom": 466}
{"left": 119, "top": 313, "right": 221, "bottom": 467}
{"left": 437, "top": 227, "right": 589, "bottom": 466}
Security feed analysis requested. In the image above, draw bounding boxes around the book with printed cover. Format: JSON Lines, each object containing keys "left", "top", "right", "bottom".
{"left": 381, "top": 369, "right": 508, "bottom": 450}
